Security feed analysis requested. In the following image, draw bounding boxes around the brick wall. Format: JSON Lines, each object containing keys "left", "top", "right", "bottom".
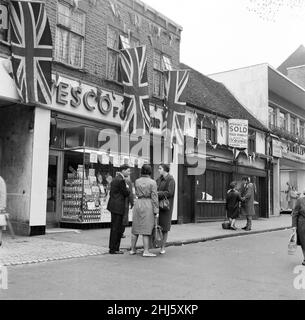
{"left": 46, "top": 0, "right": 182, "bottom": 102}
{"left": 0, "top": 0, "right": 181, "bottom": 104}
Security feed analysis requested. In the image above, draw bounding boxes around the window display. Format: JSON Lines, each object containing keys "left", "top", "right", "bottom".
{"left": 61, "top": 148, "right": 140, "bottom": 224}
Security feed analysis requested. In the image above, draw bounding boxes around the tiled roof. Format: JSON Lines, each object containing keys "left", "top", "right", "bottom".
{"left": 180, "top": 63, "right": 268, "bottom": 132}
{"left": 277, "top": 45, "right": 305, "bottom": 76}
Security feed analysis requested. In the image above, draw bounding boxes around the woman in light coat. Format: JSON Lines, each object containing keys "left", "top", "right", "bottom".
{"left": 130, "top": 164, "right": 159, "bottom": 257}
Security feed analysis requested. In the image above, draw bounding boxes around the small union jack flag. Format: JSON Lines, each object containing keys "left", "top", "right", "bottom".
{"left": 162, "top": 70, "right": 189, "bottom": 146}
{"left": 119, "top": 45, "right": 150, "bottom": 134}
{"left": 9, "top": 0, "right": 53, "bottom": 105}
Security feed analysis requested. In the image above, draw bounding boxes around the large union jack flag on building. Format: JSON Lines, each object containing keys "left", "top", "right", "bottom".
{"left": 9, "top": 0, "right": 53, "bottom": 105}
{"left": 162, "top": 70, "right": 189, "bottom": 146}
{"left": 119, "top": 45, "right": 150, "bottom": 134}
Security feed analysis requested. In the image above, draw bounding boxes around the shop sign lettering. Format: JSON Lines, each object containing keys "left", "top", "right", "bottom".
{"left": 0, "top": 5, "right": 8, "bottom": 30}
{"left": 228, "top": 119, "right": 248, "bottom": 149}
{"left": 52, "top": 76, "right": 124, "bottom": 126}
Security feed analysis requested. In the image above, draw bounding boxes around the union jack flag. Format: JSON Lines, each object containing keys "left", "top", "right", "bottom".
{"left": 9, "top": 0, "right": 53, "bottom": 105}
{"left": 162, "top": 70, "right": 189, "bottom": 146}
{"left": 119, "top": 45, "right": 150, "bottom": 134}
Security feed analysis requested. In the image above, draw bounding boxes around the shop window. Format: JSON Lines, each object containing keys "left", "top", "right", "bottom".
{"left": 55, "top": 2, "right": 85, "bottom": 68}
{"left": 107, "top": 25, "right": 139, "bottom": 81}
{"left": 268, "top": 106, "right": 276, "bottom": 128}
{"left": 153, "top": 50, "right": 173, "bottom": 98}
{"left": 248, "top": 129, "right": 256, "bottom": 154}
{"left": 200, "top": 169, "right": 231, "bottom": 201}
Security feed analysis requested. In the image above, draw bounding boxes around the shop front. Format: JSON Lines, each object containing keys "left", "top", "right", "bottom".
{"left": 47, "top": 76, "right": 179, "bottom": 229}
{"left": 279, "top": 142, "right": 305, "bottom": 211}
{"left": 179, "top": 146, "right": 269, "bottom": 223}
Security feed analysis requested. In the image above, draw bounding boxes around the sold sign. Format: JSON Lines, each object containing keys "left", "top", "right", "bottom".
{"left": 228, "top": 119, "right": 248, "bottom": 149}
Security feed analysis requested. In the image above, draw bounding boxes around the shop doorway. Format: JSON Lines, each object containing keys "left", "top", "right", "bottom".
{"left": 46, "top": 150, "right": 63, "bottom": 227}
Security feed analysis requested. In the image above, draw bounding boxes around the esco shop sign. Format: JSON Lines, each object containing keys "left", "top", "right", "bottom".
{"left": 228, "top": 119, "right": 248, "bottom": 149}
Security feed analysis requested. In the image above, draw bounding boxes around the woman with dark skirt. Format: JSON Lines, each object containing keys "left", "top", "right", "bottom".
{"left": 226, "top": 181, "right": 243, "bottom": 230}
{"left": 292, "top": 195, "right": 305, "bottom": 265}
{"left": 156, "top": 164, "right": 175, "bottom": 254}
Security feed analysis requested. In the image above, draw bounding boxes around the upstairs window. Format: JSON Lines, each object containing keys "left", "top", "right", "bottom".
{"left": 279, "top": 112, "right": 287, "bottom": 130}
{"left": 290, "top": 116, "right": 297, "bottom": 135}
{"left": 268, "top": 106, "right": 276, "bottom": 128}
{"left": 300, "top": 120, "right": 305, "bottom": 138}
{"left": 248, "top": 129, "right": 256, "bottom": 154}
{"left": 153, "top": 51, "right": 173, "bottom": 98}
{"left": 55, "top": 2, "right": 86, "bottom": 68}
{"left": 107, "top": 26, "right": 139, "bottom": 81}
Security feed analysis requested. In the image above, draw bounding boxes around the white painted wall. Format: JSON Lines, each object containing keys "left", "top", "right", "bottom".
{"left": 209, "top": 64, "right": 269, "bottom": 127}
{"left": 29, "top": 108, "right": 51, "bottom": 226}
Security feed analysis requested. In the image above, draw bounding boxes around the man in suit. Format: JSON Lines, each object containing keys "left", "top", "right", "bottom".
{"left": 240, "top": 176, "right": 255, "bottom": 231}
{"left": 107, "top": 164, "right": 131, "bottom": 254}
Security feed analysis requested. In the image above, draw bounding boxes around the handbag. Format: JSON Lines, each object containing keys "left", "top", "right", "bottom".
{"left": 222, "top": 221, "right": 231, "bottom": 230}
{"left": 159, "top": 195, "right": 170, "bottom": 211}
{"left": 151, "top": 221, "right": 163, "bottom": 248}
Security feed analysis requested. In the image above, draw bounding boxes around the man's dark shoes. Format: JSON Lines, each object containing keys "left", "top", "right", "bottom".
{"left": 244, "top": 227, "right": 251, "bottom": 231}
{"left": 109, "top": 250, "right": 124, "bottom": 254}
{"left": 242, "top": 226, "right": 248, "bottom": 230}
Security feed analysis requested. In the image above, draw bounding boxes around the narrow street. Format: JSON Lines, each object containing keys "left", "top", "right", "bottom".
{"left": 1, "top": 229, "right": 304, "bottom": 300}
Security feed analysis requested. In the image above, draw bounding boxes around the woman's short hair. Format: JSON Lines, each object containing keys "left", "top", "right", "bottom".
{"left": 230, "top": 181, "right": 237, "bottom": 189}
{"left": 141, "top": 164, "right": 152, "bottom": 176}
{"left": 159, "top": 163, "right": 170, "bottom": 173}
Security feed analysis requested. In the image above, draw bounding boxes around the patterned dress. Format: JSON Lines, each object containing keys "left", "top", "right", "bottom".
{"left": 131, "top": 176, "right": 159, "bottom": 236}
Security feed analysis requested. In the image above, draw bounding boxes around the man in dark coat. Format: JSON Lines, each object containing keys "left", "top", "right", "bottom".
{"left": 107, "top": 164, "right": 131, "bottom": 254}
{"left": 240, "top": 177, "right": 255, "bottom": 231}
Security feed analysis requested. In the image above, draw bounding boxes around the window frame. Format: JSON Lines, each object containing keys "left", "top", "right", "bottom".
{"left": 55, "top": 1, "right": 86, "bottom": 69}
{"left": 279, "top": 112, "right": 287, "bottom": 130}
{"left": 106, "top": 25, "right": 139, "bottom": 82}
{"left": 290, "top": 116, "right": 296, "bottom": 135}
{"left": 248, "top": 129, "right": 256, "bottom": 154}
{"left": 268, "top": 106, "right": 276, "bottom": 128}
{"left": 300, "top": 120, "right": 305, "bottom": 138}
{"left": 153, "top": 50, "right": 173, "bottom": 99}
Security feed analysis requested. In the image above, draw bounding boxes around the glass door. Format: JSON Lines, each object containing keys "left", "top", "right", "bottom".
{"left": 46, "top": 150, "right": 63, "bottom": 227}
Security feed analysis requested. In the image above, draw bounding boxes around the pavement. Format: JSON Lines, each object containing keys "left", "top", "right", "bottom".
{"left": 0, "top": 214, "right": 292, "bottom": 267}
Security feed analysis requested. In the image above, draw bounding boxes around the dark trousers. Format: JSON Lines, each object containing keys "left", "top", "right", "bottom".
{"left": 109, "top": 213, "right": 123, "bottom": 252}
{"left": 246, "top": 216, "right": 252, "bottom": 228}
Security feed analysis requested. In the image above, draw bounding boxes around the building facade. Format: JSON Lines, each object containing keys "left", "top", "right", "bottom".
{"left": 210, "top": 63, "right": 305, "bottom": 215}
{"left": 0, "top": 0, "right": 182, "bottom": 235}
{"left": 177, "top": 63, "right": 270, "bottom": 223}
